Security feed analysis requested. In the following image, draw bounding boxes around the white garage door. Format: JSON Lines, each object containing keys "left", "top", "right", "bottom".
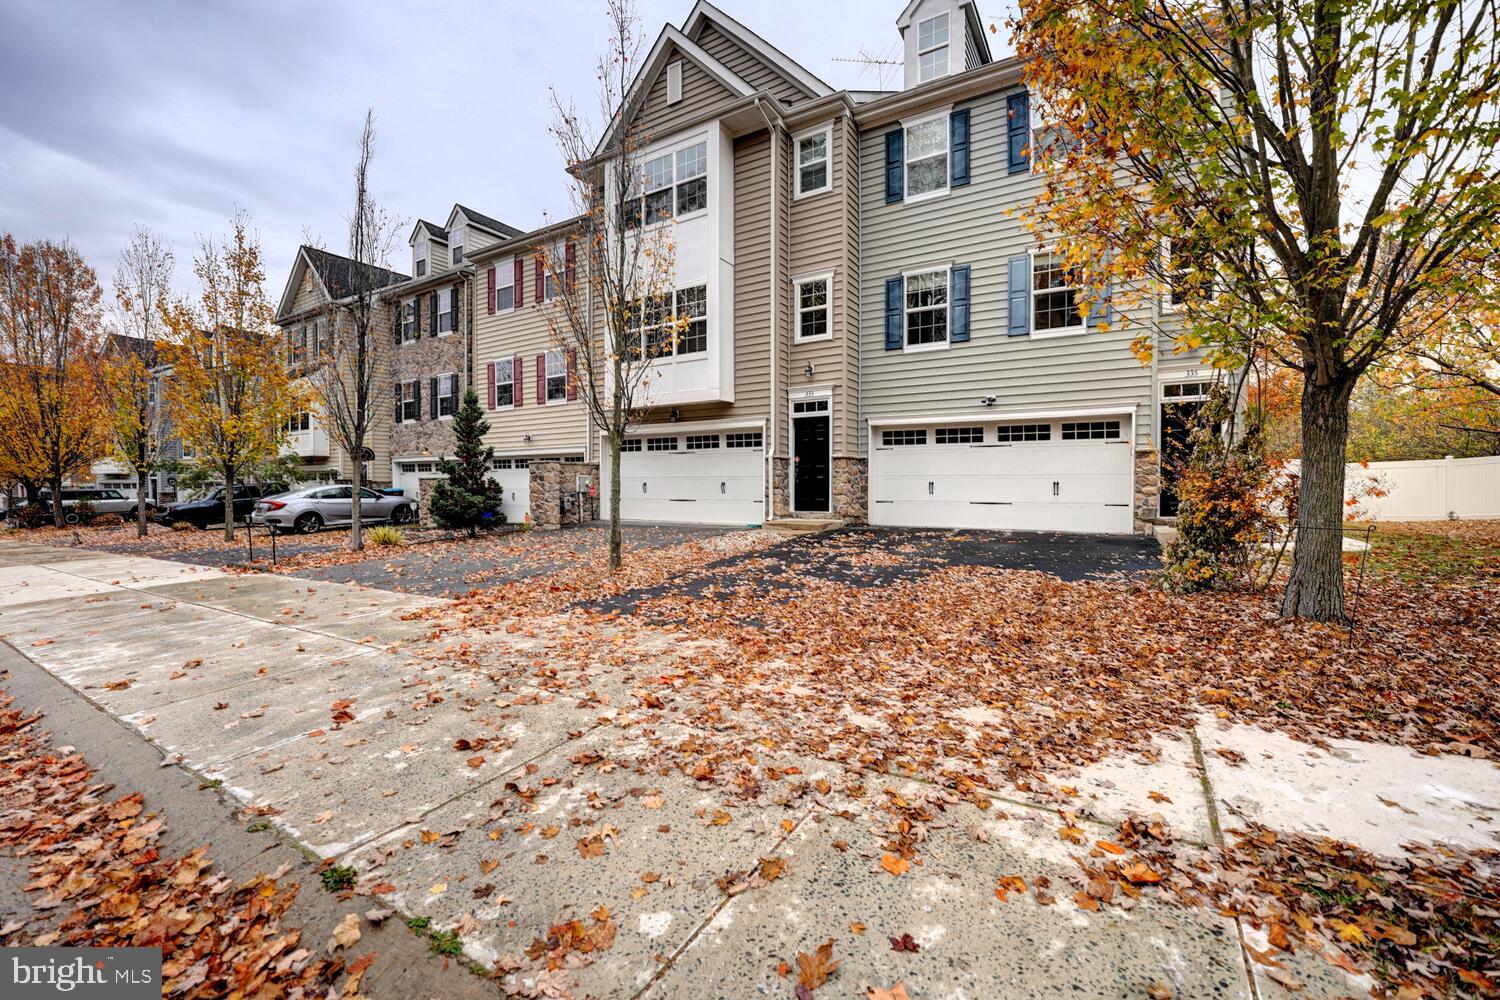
{"left": 485, "top": 461, "right": 531, "bottom": 524}
{"left": 601, "top": 430, "right": 765, "bottom": 525}
{"left": 394, "top": 460, "right": 438, "bottom": 501}
{"left": 871, "top": 418, "right": 1135, "bottom": 534}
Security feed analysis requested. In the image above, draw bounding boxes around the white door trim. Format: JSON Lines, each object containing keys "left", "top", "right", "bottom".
{"left": 789, "top": 385, "right": 834, "bottom": 514}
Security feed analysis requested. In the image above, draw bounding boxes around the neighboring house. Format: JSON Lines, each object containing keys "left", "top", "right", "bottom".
{"left": 467, "top": 216, "right": 591, "bottom": 525}
{"left": 273, "top": 245, "right": 408, "bottom": 486}
{"left": 858, "top": 0, "right": 1204, "bottom": 533}
{"left": 385, "top": 205, "right": 524, "bottom": 502}
{"left": 91, "top": 333, "right": 183, "bottom": 501}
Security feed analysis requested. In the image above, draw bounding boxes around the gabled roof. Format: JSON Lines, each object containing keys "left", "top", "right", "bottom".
{"left": 897, "top": 0, "right": 993, "bottom": 67}
{"left": 593, "top": 24, "right": 755, "bottom": 160}
{"left": 682, "top": 1, "right": 832, "bottom": 100}
{"left": 448, "top": 204, "right": 524, "bottom": 240}
{"left": 410, "top": 219, "right": 449, "bottom": 245}
{"left": 103, "top": 332, "right": 162, "bottom": 368}
{"left": 275, "top": 245, "right": 409, "bottom": 321}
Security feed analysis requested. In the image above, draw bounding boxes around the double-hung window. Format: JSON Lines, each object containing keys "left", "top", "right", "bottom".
{"left": 436, "top": 287, "right": 456, "bottom": 335}
{"left": 493, "top": 358, "right": 514, "bottom": 407}
{"left": 544, "top": 350, "right": 568, "bottom": 402}
{"left": 916, "top": 12, "right": 950, "bottom": 82}
{"left": 414, "top": 242, "right": 428, "bottom": 278}
{"left": 796, "top": 275, "right": 831, "bottom": 340}
{"left": 543, "top": 242, "right": 563, "bottom": 301}
{"left": 633, "top": 285, "right": 707, "bottom": 358}
{"left": 627, "top": 140, "right": 709, "bottom": 228}
{"left": 904, "top": 114, "right": 949, "bottom": 200}
{"left": 795, "top": 127, "right": 830, "bottom": 197}
{"left": 449, "top": 226, "right": 465, "bottom": 266}
{"left": 495, "top": 258, "right": 515, "bottom": 310}
{"left": 399, "top": 380, "right": 420, "bottom": 423}
{"left": 1031, "top": 253, "right": 1084, "bottom": 335}
{"left": 673, "top": 285, "right": 707, "bottom": 355}
{"left": 437, "top": 373, "right": 458, "bottom": 418}
{"left": 284, "top": 411, "right": 310, "bottom": 434}
{"left": 401, "top": 299, "right": 417, "bottom": 342}
{"left": 905, "top": 269, "right": 949, "bottom": 348}
{"left": 288, "top": 325, "right": 307, "bottom": 369}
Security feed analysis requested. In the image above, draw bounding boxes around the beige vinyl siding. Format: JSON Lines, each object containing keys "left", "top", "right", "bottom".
{"left": 788, "top": 115, "right": 859, "bottom": 456}
{"left": 472, "top": 253, "right": 587, "bottom": 456}
{"left": 635, "top": 47, "right": 739, "bottom": 143}
{"left": 859, "top": 85, "right": 1157, "bottom": 453}
{"left": 694, "top": 23, "right": 807, "bottom": 104}
{"left": 290, "top": 268, "right": 324, "bottom": 315}
{"left": 466, "top": 227, "right": 498, "bottom": 255}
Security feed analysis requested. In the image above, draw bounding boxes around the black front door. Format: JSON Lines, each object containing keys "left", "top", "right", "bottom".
{"left": 1159, "top": 400, "right": 1203, "bottom": 517}
{"left": 793, "top": 416, "right": 831, "bottom": 512}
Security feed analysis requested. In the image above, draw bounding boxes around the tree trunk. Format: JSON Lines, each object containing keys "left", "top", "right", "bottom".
{"left": 1280, "top": 374, "right": 1355, "bottom": 621}
{"left": 350, "top": 454, "right": 364, "bottom": 552}
{"left": 136, "top": 468, "right": 149, "bottom": 538}
{"left": 608, "top": 433, "right": 622, "bottom": 571}
{"left": 222, "top": 467, "right": 237, "bottom": 542}
{"left": 49, "top": 475, "right": 65, "bottom": 528}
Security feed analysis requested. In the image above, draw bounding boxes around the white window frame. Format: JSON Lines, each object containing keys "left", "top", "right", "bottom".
{"left": 436, "top": 372, "right": 458, "bottom": 420}
{"left": 544, "top": 349, "right": 568, "bottom": 404}
{"left": 436, "top": 286, "right": 456, "bottom": 336}
{"left": 449, "top": 225, "right": 465, "bottom": 266}
{"left": 902, "top": 266, "right": 951, "bottom": 353}
{"left": 543, "top": 241, "right": 564, "bottom": 302}
{"left": 793, "top": 124, "right": 832, "bottom": 199}
{"left": 495, "top": 256, "right": 516, "bottom": 311}
{"left": 413, "top": 241, "right": 428, "bottom": 278}
{"left": 399, "top": 380, "right": 420, "bottom": 424}
{"left": 1029, "top": 249, "right": 1087, "bottom": 340}
{"left": 626, "top": 136, "right": 709, "bottom": 230}
{"left": 401, "top": 298, "right": 417, "bottom": 342}
{"left": 493, "top": 357, "right": 515, "bottom": 407}
{"left": 794, "top": 271, "right": 834, "bottom": 342}
{"left": 902, "top": 107, "right": 951, "bottom": 204}
{"left": 916, "top": 12, "right": 951, "bottom": 83}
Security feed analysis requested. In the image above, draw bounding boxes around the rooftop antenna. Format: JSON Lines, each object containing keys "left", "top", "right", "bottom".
{"left": 832, "top": 45, "right": 903, "bottom": 90}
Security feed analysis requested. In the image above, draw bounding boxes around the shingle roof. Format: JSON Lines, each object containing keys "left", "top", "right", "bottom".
{"left": 103, "top": 332, "right": 162, "bottom": 367}
{"left": 415, "top": 220, "right": 448, "bottom": 242}
{"left": 302, "top": 245, "right": 409, "bottom": 299}
{"left": 453, "top": 205, "right": 524, "bottom": 239}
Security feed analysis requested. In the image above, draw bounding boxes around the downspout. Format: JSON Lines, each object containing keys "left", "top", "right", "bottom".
{"left": 754, "top": 95, "right": 783, "bottom": 522}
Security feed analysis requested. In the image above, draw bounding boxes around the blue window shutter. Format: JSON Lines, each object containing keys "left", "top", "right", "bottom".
{"left": 1007, "top": 91, "right": 1030, "bottom": 174}
{"left": 1087, "top": 277, "right": 1113, "bottom": 328}
{"left": 885, "top": 277, "right": 904, "bottom": 350}
{"left": 1007, "top": 255, "right": 1030, "bottom": 336}
{"left": 885, "top": 129, "right": 904, "bottom": 203}
{"left": 950, "top": 265, "right": 971, "bottom": 342}
{"left": 950, "top": 109, "right": 970, "bottom": 187}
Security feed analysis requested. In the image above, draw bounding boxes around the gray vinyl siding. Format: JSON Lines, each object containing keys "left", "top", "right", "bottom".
{"left": 635, "top": 47, "right": 739, "bottom": 144}
{"left": 694, "top": 23, "right": 808, "bottom": 104}
{"left": 858, "top": 84, "right": 1157, "bottom": 454}
{"left": 788, "top": 115, "right": 859, "bottom": 456}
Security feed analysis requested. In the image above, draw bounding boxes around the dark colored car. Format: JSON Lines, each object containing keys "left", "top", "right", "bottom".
{"left": 153, "top": 484, "right": 286, "bottom": 530}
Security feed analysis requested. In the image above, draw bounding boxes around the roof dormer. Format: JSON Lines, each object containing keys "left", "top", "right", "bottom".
{"left": 896, "top": 0, "right": 991, "bottom": 90}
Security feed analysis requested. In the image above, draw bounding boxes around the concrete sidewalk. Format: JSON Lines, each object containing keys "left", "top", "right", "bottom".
{"left": 2, "top": 542, "right": 1496, "bottom": 999}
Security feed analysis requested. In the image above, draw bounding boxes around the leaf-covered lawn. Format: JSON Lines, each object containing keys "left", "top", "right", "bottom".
{"left": 1348, "top": 520, "right": 1500, "bottom": 582}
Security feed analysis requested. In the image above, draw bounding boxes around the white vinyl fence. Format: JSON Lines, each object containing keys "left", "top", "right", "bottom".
{"left": 1340, "top": 455, "right": 1500, "bottom": 521}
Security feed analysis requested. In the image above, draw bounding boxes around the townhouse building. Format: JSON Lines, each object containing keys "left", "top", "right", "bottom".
{"left": 273, "top": 245, "right": 407, "bottom": 485}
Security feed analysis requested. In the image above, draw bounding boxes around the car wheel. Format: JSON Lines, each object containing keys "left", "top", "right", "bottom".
{"left": 391, "top": 504, "right": 413, "bottom": 525}
{"left": 63, "top": 510, "right": 81, "bottom": 525}
{"left": 294, "top": 512, "right": 323, "bottom": 535}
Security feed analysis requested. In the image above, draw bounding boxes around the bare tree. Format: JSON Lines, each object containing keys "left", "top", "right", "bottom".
{"left": 541, "top": 0, "right": 678, "bottom": 570}
{"left": 108, "top": 226, "right": 174, "bottom": 536}
{"left": 304, "top": 110, "right": 403, "bottom": 551}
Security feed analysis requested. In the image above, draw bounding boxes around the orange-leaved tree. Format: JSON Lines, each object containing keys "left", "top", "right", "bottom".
{"left": 1012, "top": 0, "right": 1500, "bottom": 620}
{"left": 0, "top": 234, "right": 109, "bottom": 525}
{"left": 162, "top": 213, "right": 302, "bottom": 540}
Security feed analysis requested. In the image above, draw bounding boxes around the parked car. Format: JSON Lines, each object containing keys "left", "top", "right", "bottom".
{"left": 251, "top": 485, "right": 416, "bottom": 534}
{"left": 37, "top": 488, "right": 154, "bottom": 524}
{"left": 154, "top": 484, "right": 285, "bottom": 530}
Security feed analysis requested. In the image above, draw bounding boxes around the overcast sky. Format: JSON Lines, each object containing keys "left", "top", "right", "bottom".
{"left": 0, "top": 0, "right": 1013, "bottom": 308}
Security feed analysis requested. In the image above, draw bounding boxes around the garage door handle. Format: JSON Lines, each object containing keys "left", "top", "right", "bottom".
{"left": 720, "top": 482, "right": 726, "bottom": 494}
{"left": 1052, "top": 481, "right": 1060, "bottom": 496}
{"left": 928, "top": 482, "right": 934, "bottom": 495}
{"left": 642, "top": 482, "right": 647, "bottom": 494}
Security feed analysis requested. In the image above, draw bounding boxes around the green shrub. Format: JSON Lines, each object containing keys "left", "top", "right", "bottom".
{"left": 428, "top": 388, "right": 506, "bottom": 537}
{"left": 366, "top": 525, "right": 404, "bottom": 547}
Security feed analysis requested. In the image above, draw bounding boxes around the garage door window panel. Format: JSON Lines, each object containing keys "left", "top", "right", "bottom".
{"left": 997, "top": 423, "right": 1052, "bottom": 442}
{"left": 686, "top": 434, "right": 719, "bottom": 450}
{"left": 1061, "top": 420, "right": 1122, "bottom": 440}
{"left": 935, "top": 426, "right": 982, "bottom": 444}
{"left": 646, "top": 436, "right": 677, "bottom": 452}
{"left": 620, "top": 438, "right": 643, "bottom": 452}
{"left": 725, "top": 432, "right": 763, "bottom": 449}
{"left": 881, "top": 429, "right": 927, "bottom": 446}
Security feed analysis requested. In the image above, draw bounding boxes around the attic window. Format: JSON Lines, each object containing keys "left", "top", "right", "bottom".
{"left": 667, "top": 60, "right": 683, "bottom": 105}
{"left": 917, "top": 12, "right": 950, "bottom": 82}
{"left": 414, "top": 241, "right": 428, "bottom": 278}
{"left": 450, "top": 226, "right": 465, "bottom": 266}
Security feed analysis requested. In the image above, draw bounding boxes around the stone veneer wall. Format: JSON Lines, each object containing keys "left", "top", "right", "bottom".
{"left": 528, "top": 461, "right": 600, "bottom": 530}
{"left": 771, "top": 457, "right": 790, "bottom": 520}
{"left": 391, "top": 288, "right": 468, "bottom": 461}
{"left": 1134, "top": 448, "right": 1161, "bottom": 532}
{"left": 770, "top": 456, "right": 867, "bottom": 523}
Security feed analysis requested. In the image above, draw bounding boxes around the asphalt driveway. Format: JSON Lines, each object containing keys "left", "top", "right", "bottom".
{"left": 592, "top": 526, "right": 1162, "bottom": 615}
